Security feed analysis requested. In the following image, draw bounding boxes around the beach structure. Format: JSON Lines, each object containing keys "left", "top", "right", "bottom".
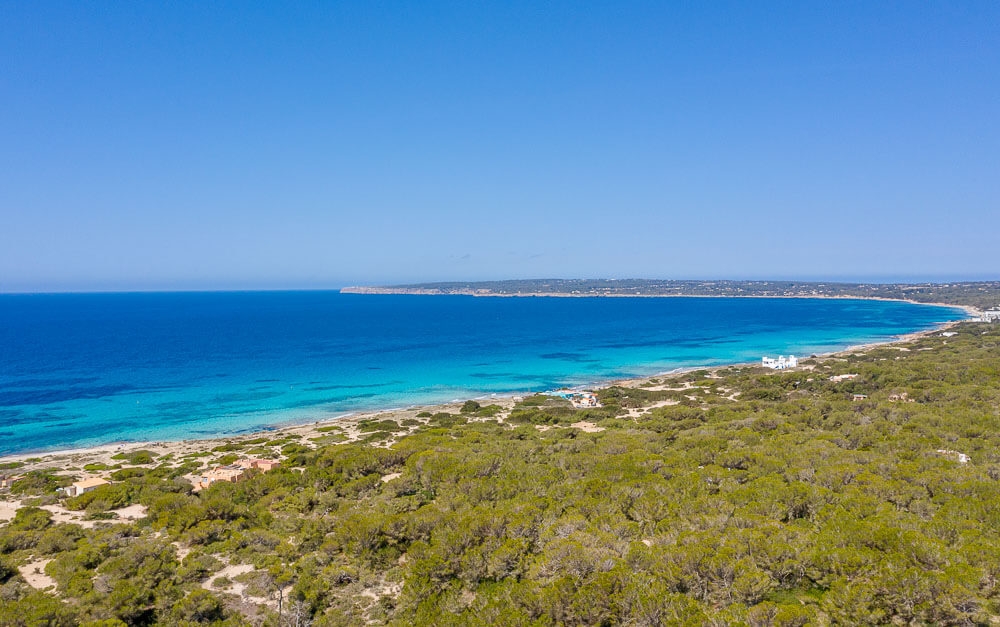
{"left": 0, "top": 475, "right": 22, "bottom": 490}
{"left": 64, "top": 477, "right": 110, "bottom": 497}
{"left": 567, "top": 392, "right": 600, "bottom": 408}
{"left": 549, "top": 390, "right": 601, "bottom": 408}
{"left": 191, "top": 458, "right": 279, "bottom": 491}
{"left": 762, "top": 355, "right": 797, "bottom": 369}
{"left": 244, "top": 458, "right": 280, "bottom": 471}
{"left": 192, "top": 466, "right": 244, "bottom": 491}
{"left": 937, "top": 449, "right": 970, "bottom": 464}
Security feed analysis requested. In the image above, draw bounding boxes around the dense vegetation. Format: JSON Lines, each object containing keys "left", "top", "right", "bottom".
{"left": 343, "top": 279, "right": 1000, "bottom": 310}
{"left": 2, "top": 322, "right": 1000, "bottom": 625}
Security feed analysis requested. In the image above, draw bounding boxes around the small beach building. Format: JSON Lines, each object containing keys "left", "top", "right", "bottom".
{"left": 549, "top": 390, "right": 601, "bottom": 408}
{"left": 191, "top": 458, "right": 280, "bottom": 491}
{"left": 0, "top": 475, "right": 22, "bottom": 490}
{"left": 65, "top": 477, "right": 110, "bottom": 497}
{"left": 762, "top": 355, "right": 797, "bottom": 370}
{"left": 571, "top": 393, "right": 600, "bottom": 408}
{"left": 191, "top": 466, "right": 245, "bottom": 492}
{"left": 240, "top": 458, "right": 279, "bottom": 471}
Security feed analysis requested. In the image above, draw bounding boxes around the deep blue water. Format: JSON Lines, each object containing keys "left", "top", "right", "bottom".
{"left": 0, "top": 292, "right": 964, "bottom": 455}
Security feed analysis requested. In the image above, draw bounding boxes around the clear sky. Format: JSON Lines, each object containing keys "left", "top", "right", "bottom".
{"left": 1, "top": 2, "right": 998, "bottom": 291}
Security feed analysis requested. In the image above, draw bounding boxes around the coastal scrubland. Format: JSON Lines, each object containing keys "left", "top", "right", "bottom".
{"left": 2, "top": 322, "right": 1000, "bottom": 625}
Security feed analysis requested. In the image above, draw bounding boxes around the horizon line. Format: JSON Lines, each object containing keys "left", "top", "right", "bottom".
{"left": 3, "top": 276, "right": 999, "bottom": 296}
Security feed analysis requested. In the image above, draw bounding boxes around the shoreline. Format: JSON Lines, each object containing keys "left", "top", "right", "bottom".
{"left": 0, "top": 309, "right": 972, "bottom": 469}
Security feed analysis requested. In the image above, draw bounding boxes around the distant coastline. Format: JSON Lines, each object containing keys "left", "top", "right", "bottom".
{"left": 340, "top": 278, "right": 1000, "bottom": 313}
{"left": 342, "top": 286, "right": 983, "bottom": 318}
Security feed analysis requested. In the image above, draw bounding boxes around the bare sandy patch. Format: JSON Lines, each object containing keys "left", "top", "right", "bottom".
{"left": 40, "top": 504, "right": 96, "bottom": 528}
{"left": 113, "top": 504, "right": 147, "bottom": 521}
{"left": 625, "top": 398, "right": 681, "bottom": 419}
{"left": 0, "top": 500, "right": 20, "bottom": 523}
{"left": 358, "top": 580, "right": 403, "bottom": 601}
{"left": 570, "top": 421, "right": 605, "bottom": 433}
{"left": 29, "top": 503, "right": 149, "bottom": 529}
{"left": 203, "top": 562, "right": 255, "bottom": 596}
{"left": 19, "top": 558, "right": 56, "bottom": 591}
{"left": 648, "top": 399, "right": 680, "bottom": 410}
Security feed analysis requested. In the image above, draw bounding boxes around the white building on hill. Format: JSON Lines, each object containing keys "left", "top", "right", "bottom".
{"left": 979, "top": 310, "right": 1000, "bottom": 322}
{"left": 762, "top": 355, "right": 797, "bottom": 370}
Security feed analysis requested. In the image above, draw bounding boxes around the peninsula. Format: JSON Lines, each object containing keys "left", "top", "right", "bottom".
{"left": 342, "top": 279, "right": 1000, "bottom": 311}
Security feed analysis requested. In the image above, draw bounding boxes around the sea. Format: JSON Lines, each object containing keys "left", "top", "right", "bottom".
{"left": 0, "top": 292, "right": 966, "bottom": 456}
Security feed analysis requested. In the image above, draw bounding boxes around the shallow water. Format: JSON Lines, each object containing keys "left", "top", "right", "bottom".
{"left": 0, "top": 292, "right": 964, "bottom": 454}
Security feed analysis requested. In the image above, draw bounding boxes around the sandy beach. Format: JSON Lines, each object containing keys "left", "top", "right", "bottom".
{"left": 0, "top": 396, "right": 523, "bottom": 501}
{"left": 0, "top": 311, "right": 971, "bottom": 499}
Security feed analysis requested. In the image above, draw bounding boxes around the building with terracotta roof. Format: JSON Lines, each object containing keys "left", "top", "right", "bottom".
{"left": 65, "top": 477, "right": 110, "bottom": 497}
{"left": 190, "top": 458, "right": 280, "bottom": 491}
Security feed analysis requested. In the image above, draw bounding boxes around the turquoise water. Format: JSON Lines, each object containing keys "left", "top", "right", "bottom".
{"left": 0, "top": 292, "right": 964, "bottom": 455}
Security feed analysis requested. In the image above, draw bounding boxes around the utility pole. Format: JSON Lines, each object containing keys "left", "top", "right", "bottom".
{"left": 273, "top": 586, "right": 283, "bottom": 624}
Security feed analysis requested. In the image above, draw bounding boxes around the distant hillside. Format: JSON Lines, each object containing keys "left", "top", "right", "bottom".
{"left": 342, "top": 279, "right": 1000, "bottom": 310}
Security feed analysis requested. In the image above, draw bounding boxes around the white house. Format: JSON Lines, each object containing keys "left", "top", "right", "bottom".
{"left": 762, "top": 355, "right": 797, "bottom": 370}
{"left": 64, "top": 477, "right": 110, "bottom": 497}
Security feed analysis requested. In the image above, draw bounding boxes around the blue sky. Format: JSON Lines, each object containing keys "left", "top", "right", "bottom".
{"left": 1, "top": 2, "right": 998, "bottom": 291}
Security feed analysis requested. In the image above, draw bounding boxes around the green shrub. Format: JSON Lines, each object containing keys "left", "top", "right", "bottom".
{"left": 427, "top": 413, "right": 467, "bottom": 428}
{"left": 9, "top": 470, "right": 72, "bottom": 496}
{"left": 213, "top": 454, "right": 239, "bottom": 466}
{"left": 111, "top": 450, "right": 157, "bottom": 465}
{"left": 0, "top": 556, "right": 16, "bottom": 582}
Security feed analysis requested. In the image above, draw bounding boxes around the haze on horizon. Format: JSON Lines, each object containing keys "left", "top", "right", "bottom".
{"left": 2, "top": 2, "right": 998, "bottom": 293}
